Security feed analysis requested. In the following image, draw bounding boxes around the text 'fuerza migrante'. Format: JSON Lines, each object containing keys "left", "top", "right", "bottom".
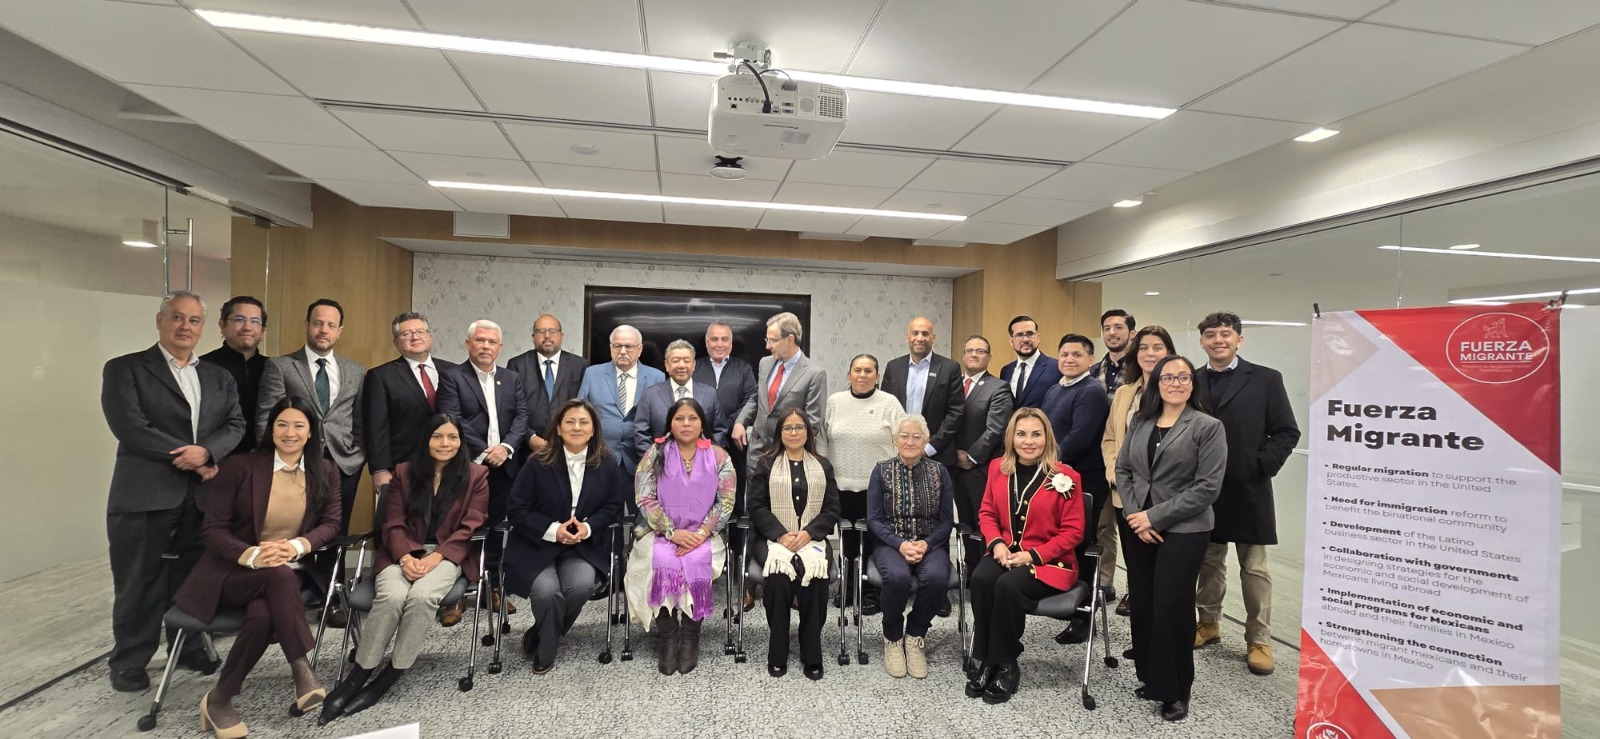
{"left": 1324, "top": 400, "right": 1486, "bottom": 452}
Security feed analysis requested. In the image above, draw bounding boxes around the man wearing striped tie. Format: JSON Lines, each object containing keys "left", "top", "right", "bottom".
{"left": 578, "top": 324, "right": 665, "bottom": 477}
{"left": 632, "top": 339, "right": 727, "bottom": 457}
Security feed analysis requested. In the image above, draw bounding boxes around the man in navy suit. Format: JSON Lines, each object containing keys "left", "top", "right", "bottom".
{"left": 505, "top": 314, "right": 587, "bottom": 456}
{"left": 577, "top": 324, "right": 665, "bottom": 476}
{"left": 998, "top": 315, "right": 1061, "bottom": 410}
{"left": 438, "top": 319, "right": 529, "bottom": 616}
{"left": 633, "top": 338, "right": 727, "bottom": 456}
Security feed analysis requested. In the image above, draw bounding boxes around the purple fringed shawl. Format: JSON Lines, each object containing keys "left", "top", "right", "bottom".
{"left": 648, "top": 444, "right": 718, "bottom": 620}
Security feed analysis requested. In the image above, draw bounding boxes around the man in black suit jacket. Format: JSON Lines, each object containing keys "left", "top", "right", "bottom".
{"left": 694, "top": 320, "right": 757, "bottom": 492}
{"left": 881, "top": 317, "right": 964, "bottom": 466}
{"left": 998, "top": 315, "right": 1063, "bottom": 410}
{"left": 364, "top": 311, "right": 458, "bottom": 491}
{"left": 952, "top": 335, "right": 1015, "bottom": 569}
{"left": 1191, "top": 312, "right": 1301, "bottom": 677}
{"left": 633, "top": 339, "right": 727, "bottom": 455}
{"left": 101, "top": 291, "right": 245, "bottom": 692}
{"left": 505, "top": 314, "right": 587, "bottom": 456}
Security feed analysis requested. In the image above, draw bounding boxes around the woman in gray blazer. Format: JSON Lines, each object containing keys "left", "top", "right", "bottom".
{"left": 1115, "top": 355, "right": 1227, "bottom": 723}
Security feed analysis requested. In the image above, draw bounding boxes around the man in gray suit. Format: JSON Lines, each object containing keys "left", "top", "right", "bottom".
{"left": 101, "top": 290, "right": 245, "bottom": 692}
{"left": 633, "top": 339, "right": 727, "bottom": 456}
{"left": 256, "top": 299, "right": 366, "bottom": 615}
{"left": 734, "top": 312, "right": 827, "bottom": 477}
{"left": 952, "top": 335, "right": 1014, "bottom": 571}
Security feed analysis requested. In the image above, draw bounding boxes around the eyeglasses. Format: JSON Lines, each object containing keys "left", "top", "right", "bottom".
{"left": 962, "top": 348, "right": 990, "bottom": 355}
{"left": 894, "top": 432, "right": 928, "bottom": 441}
{"left": 229, "top": 316, "right": 264, "bottom": 327}
{"left": 763, "top": 335, "right": 787, "bottom": 345}
{"left": 532, "top": 328, "right": 561, "bottom": 336}
{"left": 1158, "top": 373, "right": 1194, "bottom": 386}
{"left": 1011, "top": 331, "right": 1039, "bottom": 339}
{"left": 396, "top": 329, "right": 431, "bottom": 339}
{"left": 780, "top": 425, "right": 807, "bottom": 433}
{"left": 610, "top": 343, "right": 639, "bottom": 352}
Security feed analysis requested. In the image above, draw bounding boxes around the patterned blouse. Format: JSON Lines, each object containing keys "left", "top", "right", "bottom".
{"left": 635, "top": 442, "right": 737, "bottom": 538}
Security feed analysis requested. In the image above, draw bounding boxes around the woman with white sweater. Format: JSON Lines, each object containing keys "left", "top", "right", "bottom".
{"left": 820, "top": 353, "right": 903, "bottom": 614}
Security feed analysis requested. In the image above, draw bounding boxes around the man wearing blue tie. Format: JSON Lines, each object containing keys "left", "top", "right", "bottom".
{"left": 506, "top": 314, "right": 588, "bottom": 457}
{"left": 578, "top": 324, "right": 665, "bottom": 476}
{"left": 998, "top": 315, "right": 1061, "bottom": 410}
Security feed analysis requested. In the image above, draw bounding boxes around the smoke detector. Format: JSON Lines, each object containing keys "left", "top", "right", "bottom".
{"left": 710, "top": 155, "right": 748, "bottom": 181}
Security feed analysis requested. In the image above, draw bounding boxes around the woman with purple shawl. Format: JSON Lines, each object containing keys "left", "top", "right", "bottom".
{"left": 625, "top": 397, "right": 736, "bottom": 675}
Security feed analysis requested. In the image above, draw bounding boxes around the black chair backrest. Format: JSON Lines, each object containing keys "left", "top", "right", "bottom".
{"left": 1074, "top": 491, "right": 1097, "bottom": 573}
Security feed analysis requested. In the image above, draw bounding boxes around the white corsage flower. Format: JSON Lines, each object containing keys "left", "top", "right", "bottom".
{"left": 1049, "top": 473, "right": 1075, "bottom": 496}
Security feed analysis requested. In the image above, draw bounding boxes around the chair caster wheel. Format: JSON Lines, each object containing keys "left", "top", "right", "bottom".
{"left": 348, "top": 648, "right": 357, "bottom": 663}
{"left": 836, "top": 654, "right": 848, "bottom": 666}
{"left": 723, "top": 646, "right": 736, "bottom": 655}
{"left": 1082, "top": 695, "right": 1096, "bottom": 710}
{"left": 620, "top": 650, "right": 633, "bottom": 662}
{"left": 501, "top": 622, "right": 511, "bottom": 634}
{"left": 290, "top": 704, "right": 305, "bottom": 718}
{"left": 1105, "top": 657, "right": 1119, "bottom": 668}
{"left": 598, "top": 651, "right": 613, "bottom": 664}
{"left": 487, "top": 662, "right": 502, "bottom": 675}
{"left": 733, "top": 653, "right": 747, "bottom": 664}
{"left": 481, "top": 635, "right": 495, "bottom": 647}
{"left": 136, "top": 715, "right": 156, "bottom": 732}
{"left": 857, "top": 652, "right": 869, "bottom": 665}
{"left": 458, "top": 677, "right": 473, "bottom": 692}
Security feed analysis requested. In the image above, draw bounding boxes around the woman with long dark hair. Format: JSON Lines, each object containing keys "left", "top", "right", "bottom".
{"left": 1116, "top": 355, "right": 1227, "bottom": 722}
{"left": 1099, "top": 325, "right": 1177, "bottom": 617}
{"left": 173, "top": 396, "right": 341, "bottom": 738}
{"left": 319, "top": 413, "right": 489, "bottom": 723}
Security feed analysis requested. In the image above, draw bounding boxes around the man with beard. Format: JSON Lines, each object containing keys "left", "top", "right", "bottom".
{"left": 998, "top": 315, "right": 1061, "bottom": 410}
{"left": 200, "top": 296, "right": 268, "bottom": 455}
{"left": 1093, "top": 310, "right": 1134, "bottom": 403}
{"left": 506, "top": 314, "right": 587, "bottom": 456}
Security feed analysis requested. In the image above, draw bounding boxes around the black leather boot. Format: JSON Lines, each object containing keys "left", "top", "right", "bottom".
{"left": 340, "top": 664, "right": 404, "bottom": 717}
{"left": 656, "top": 609, "right": 681, "bottom": 676}
{"left": 318, "top": 665, "right": 371, "bottom": 725}
{"left": 965, "top": 663, "right": 997, "bottom": 699}
{"left": 983, "top": 661, "right": 1020, "bottom": 704}
{"left": 676, "top": 615, "right": 702, "bottom": 674}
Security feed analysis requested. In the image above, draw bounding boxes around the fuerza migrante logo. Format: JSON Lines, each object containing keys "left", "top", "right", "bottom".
{"left": 1445, "top": 312, "right": 1550, "bottom": 384}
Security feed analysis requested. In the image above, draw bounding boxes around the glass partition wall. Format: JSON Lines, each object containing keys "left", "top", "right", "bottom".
{"left": 1099, "top": 172, "right": 1600, "bottom": 733}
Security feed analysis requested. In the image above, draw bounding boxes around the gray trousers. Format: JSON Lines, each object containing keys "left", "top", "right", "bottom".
{"left": 527, "top": 549, "right": 600, "bottom": 666}
{"left": 355, "top": 562, "right": 462, "bottom": 670}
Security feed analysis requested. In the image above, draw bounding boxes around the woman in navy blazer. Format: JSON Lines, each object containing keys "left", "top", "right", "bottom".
{"left": 502, "top": 399, "right": 627, "bottom": 673}
{"left": 174, "top": 396, "right": 341, "bottom": 739}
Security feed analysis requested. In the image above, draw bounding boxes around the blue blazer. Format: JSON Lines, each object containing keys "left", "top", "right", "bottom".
{"left": 1000, "top": 357, "right": 1063, "bottom": 410}
{"left": 577, "top": 361, "right": 666, "bottom": 473}
{"left": 437, "top": 363, "right": 530, "bottom": 482}
{"left": 631, "top": 380, "right": 727, "bottom": 457}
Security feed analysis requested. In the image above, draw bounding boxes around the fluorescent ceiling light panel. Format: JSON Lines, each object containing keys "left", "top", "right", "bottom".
{"left": 194, "top": 10, "right": 1175, "bottom": 120}
{"left": 1294, "top": 128, "right": 1340, "bottom": 143}
{"left": 430, "top": 181, "right": 967, "bottom": 221}
{"left": 1377, "top": 245, "right": 1600, "bottom": 264}
{"left": 1113, "top": 199, "right": 1143, "bottom": 208}
{"left": 1447, "top": 287, "right": 1600, "bottom": 304}
{"left": 1242, "top": 320, "right": 1308, "bottom": 327}
{"left": 1448, "top": 243, "right": 1481, "bottom": 250}
{"left": 1144, "top": 291, "right": 1161, "bottom": 296}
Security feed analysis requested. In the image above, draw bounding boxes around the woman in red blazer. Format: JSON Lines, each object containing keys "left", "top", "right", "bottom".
{"left": 964, "top": 406, "right": 1086, "bottom": 705}
{"left": 320, "top": 413, "right": 489, "bottom": 724}
{"left": 173, "top": 396, "right": 342, "bottom": 739}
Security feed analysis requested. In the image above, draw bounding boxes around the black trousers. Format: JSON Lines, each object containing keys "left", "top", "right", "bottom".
{"left": 953, "top": 465, "right": 988, "bottom": 571}
{"left": 105, "top": 497, "right": 203, "bottom": 671}
{"left": 484, "top": 465, "right": 516, "bottom": 587}
{"left": 214, "top": 566, "right": 315, "bottom": 701}
{"left": 309, "top": 469, "right": 361, "bottom": 597}
{"left": 968, "top": 557, "right": 1062, "bottom": 665}
{"left": 1121, "top": 517, "right": 1209, "bottom": 704}
{"left": 762, "top": 551, "right": 829, "bottom": 668}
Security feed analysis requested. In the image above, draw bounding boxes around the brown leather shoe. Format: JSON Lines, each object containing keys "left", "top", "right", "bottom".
{"left": 491, "top": 588, "right": 517, "bottom": 615}
{"left": 1194, "top": 622, "right": 1221, "bottom": 648}
{"left": 438, "top": 600, "right": 466, "bottom": 627}
{"left": 324, "top": 605, "right": 349, "bottom": 630}
{"left": 1247, "top": 643, "right": 1275, "bottom": 675}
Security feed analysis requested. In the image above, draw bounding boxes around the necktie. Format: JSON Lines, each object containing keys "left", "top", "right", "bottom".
{"left": 314, "top": 357, "right": 331, "bottom": 413}
{"left": 419, "top": 363, "right": 437, "bottom": 411}
{"left": 543, "top": 359, "right": 556, "bottom": 402}
{"left": 964, "top": 376, "right": 973, "bottom": 396}
{"left": 617, "top": 371, "right": 631, "bottom": 416}
{"left": 1015, "top": 361, "right": 1029, "bottom": 399}
{"left": 767, "top": 362, "right": 785, "bottom": 407}
{"left": 676, "top": 385, "right": 688, "bottom": 401}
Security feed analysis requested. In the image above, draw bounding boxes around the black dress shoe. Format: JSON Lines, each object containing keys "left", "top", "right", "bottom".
{"left": 1115, "top": 593, "right": 1132, "bottom": 617}
{"left": 177, "top": 649, "right": 221, "bottom": 674}
{"left": 109, "top": 667, "right": 149, "bottom": 692}
{"left": 341, "top": 664, "right": 404, "bottom": 717}
{"left": 1161, "top": 700, "right": 1189, "bottom": 722}
{"left": 982, "top": 661, "right": 1019, "bottom": 704}
{"left": 521, "top": 627, "right": 539, "bottom": 658}
{"left": 767, "top": 664, "right": 787, "bottom": 678}
{"left": 803, "top": 663, "right": 824, "bottom": 681}
{"left": 860, "top": 589, "right": 880, "bottom": 616}
{"left": 1134, "top": 685, "right": 1159, "bottom": 702}
{"left": 324, "top": 605, "right": 349, "bottom": 629}
{"left": 1122, "top": 647, "right": 1137, "bottom": 660}
{"left": 936, "top": 595, "right": 952, "bottom": 618}
{"left": 965, "top": 663, "right": 996, "bottom": 699}
{"left": 1054, "top": 616, "right": 1090, "bottom": 645}
{"left": 319, "top": 665, "right": 372, "bottom": 725}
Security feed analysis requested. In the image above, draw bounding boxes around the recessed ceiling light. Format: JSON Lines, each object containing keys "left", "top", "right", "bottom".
{"left": 1378, "top": 245, "right": 1600, "bottom": 264}
{"left": 194, "top": 10, "right": 1176, "bottom": 120}
{"left": 1113, "top": 199, "right": 1143, "bottom": 208}
{"left": 430, "top": 180, "right": 967, "bottom": 221}
{"left": 1267, "top": 272, "right": 1284, "bottom": 277}
{"left": 1144, "top": 291, "right": 1161, "bottom": 296}
{"left": 465, "top": 171, "right": 486, "bottom": 178}
{"left": 1294, "top": 128, "right": 1340, "bottom": 143}
{"left": 1241, "top": 320, "right": 1308, "bottom": 327}
{"left": 569, "top": 144, "right": 600, "bottom": 156}
{"left": 1448, "top": 243, "right": 1481, "bottom": 250}
{"left": 122, "top": 240, "right": 159, "bottom": 248}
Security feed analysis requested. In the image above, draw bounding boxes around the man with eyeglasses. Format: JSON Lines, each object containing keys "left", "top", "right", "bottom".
{"left": 733, "top": 312, "right": 826, "bottom": 478}
{"left": 999, "top": 315, "right": 1061, "bottom": 410}
{"left": 578, "top": 324, "right": 665, "bottom": 476}
{"left": 952, "top": 335, "right": 1014, "bottom": 572}
{"left": 201, "top": 295, "right": 268, "bottom": 455}
{"left": 507, "top": 314, "right": 588, "bottom": 456}
{"left": 363, "top": 313, "right": 457, "bottom": 491}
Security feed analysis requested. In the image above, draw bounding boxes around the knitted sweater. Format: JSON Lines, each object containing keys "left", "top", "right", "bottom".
{"left": 819, "top": 389, "right": 904, "bottom": 491}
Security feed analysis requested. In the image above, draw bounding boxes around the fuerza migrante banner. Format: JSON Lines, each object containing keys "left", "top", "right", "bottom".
{"left": 1296, "top": 303, "right": 1562, "bottom": 739}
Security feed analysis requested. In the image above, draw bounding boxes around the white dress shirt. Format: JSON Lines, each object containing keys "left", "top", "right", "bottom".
{"left": 543, "top": 448, "right": 590, "bottom": 542}
{"left": 404, "top": 355, "right": 439, "bottom": 395}
{"left": 1010, "top": 353, "right": 1040, "bottom": 398}
{"left": 708, "top": 356, "right": 728, "bottom": 385}
{"left": 473, "top": 365, "right": 512, "bottom": 461}
{"left": 670, "top": 379, "right": 693, "bottom": 401}
{"left": 158, "top": 344, "right": 202, "bottom": 440}
{"left": 304, "top": 346, "right": 341, "bottom": 402}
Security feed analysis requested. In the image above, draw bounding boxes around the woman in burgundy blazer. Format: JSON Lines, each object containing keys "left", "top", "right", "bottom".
{"left": 964, "top": 407, "right": 1086, "bottom": 705}
{"left": 174, "top": 396, "right": 342, "bottom": 739}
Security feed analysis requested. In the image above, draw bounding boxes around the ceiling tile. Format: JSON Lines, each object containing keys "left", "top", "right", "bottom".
{"left": 330, "top": 110, "right": 519, "bottom": 158}
{"left": 318, "top": 180, "right": 459, "bottom": 210}
{"left": 755, "top": 211, "right": 862, "bottom": 234}
{"left": 1365, "top": 0, "right": 1600, "bottom": 46}
{"left": 389, "top": 152, "right": 541, "bottom": 186}
{"left": 0, "top": 1, "right": 294, "bottom": 94}
{"left": 648, "top": 71, "right": 718, "bottom": 130}
{"left": 1193, "top": 24, "right": 1526, "bottom": 123}
{"left": 1206, "top": 0, "right": 1389, "bottom": 19}
{"left": 931, "top": 221, "right": 1052, "bottom": 245}
{"left": 450, "top": 53, "right": 653, "bottom": 124}
{"left": 530, "top": 164, "right": 660, "bottom": 195}
{"left": 954, "top": 106, "right": 1154, "bottom": 161}
{"left": 125, "top": 85, "right": 369, "bottom": 146}
{"left": 407, "top": 0, "right": 644, "bottom": 51}
{"left": 876, "top": 190, "right": 1005, "bottom": 217}
{"left": 642, "top": 0, "right": 885, "bottom": 72}
{"left": 837, "top": 91, "right": 999, "bottom": 150}
{"left": 225, "top": 32, "right": 482, "bottom": 110}
{"left": 1020, "top": 162, "right": 1191, "bottom": 202}
{"left": 904, "top": 160, "right": 1058, "bottom": 196}
{"left": 847, "top": 0, "right": 1127, "bottom": 89}
{"left": 555, "top": 198, "right": 663, "bottom": 223}
{"left": 1029, "top": 0, "right": 1343, "bottom": 107}
{"left": 656, "top": 136, "right": 793, "bottom": 181}
{"left": 1088, "top": 110, "right": 1308, "bottom": 171}
{"left": 663, "top": 204, "right": 763, "bottom": 229}
{"left": 844, "top": 217, "right": 951, "bottom": 240}
{"left": 191, "top": 0, "right": 422, "bottom": 26}
{"left": 784, "top": 151, "right": 934, "bottom": 189}
{"left": 772, "top": 182, "right": 895, "bottom": 208}
{"left": 237, "top": 142, "right": 420, "bottom": 183}
{"left": 659, "top": 173, "right": 779, "bottom": 202}
{"left": 970, "top": 197, "right": 1103, "bottom": 227}
{"left": 501, "top": 124, "right": 657, "bottom": 170}
{"left": 440, "top": 188, "right": 565, "bottom": 218}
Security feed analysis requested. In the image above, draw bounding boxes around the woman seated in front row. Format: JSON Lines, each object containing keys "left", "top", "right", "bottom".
{"left": 864, "top": 414, "right": 953, "bottom": 680}
{"left": 502, "top": 399, "right": 626, "bottom": 674}
{"left": 626, "top": 397, "right": 736, "bottom": 676}
{"left": 965, "top": 407, "right": 1086, "bottom": 705}
{"left": 174, "top": 396, "right": 341, "bottom": 739}
{"left": 748, "top": 407, "right": 841, "bottom": 680}
{"left": 320, "top": 413, "right": 489, "bottom": 724}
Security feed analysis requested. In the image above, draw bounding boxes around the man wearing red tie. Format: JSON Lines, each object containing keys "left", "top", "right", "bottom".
{"left": 733, "top": 312, "right": 827, "bottom": 477}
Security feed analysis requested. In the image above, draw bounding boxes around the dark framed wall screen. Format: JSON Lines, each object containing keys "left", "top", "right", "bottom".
{"left": 583, "top": 285, "right": 811, "bottom": 372}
